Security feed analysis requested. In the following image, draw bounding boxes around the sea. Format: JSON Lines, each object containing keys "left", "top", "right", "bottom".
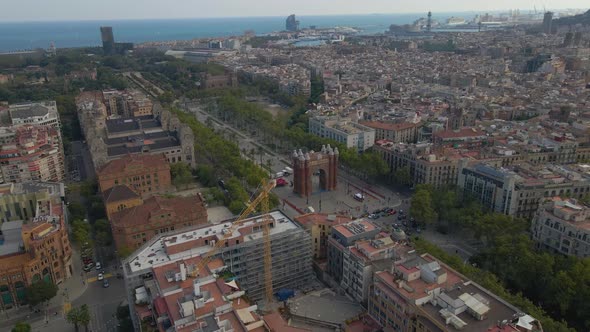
{"left": 0, "top": 12, "right": 481, "bottom": 52}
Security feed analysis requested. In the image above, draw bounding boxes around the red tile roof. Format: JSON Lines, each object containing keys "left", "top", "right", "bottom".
{"left": 97, "top": 153, "right": 169, "bottom": 176}
{"left": 111, "top": 195, "right": 206, "bottom": 228}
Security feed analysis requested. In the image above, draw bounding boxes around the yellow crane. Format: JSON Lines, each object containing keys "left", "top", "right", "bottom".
{"left": 189, "top": 179, "right": 276, "bottom": 305}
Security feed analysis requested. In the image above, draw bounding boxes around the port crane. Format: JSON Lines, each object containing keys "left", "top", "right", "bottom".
{"left": 188, "top": 179, "right": 276, "bottom": 305}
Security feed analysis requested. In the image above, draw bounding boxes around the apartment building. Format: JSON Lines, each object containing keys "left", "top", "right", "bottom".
{"left": 111, "top": 194, "right": 208, "bottom": 250}
{"left": 102, "top": 89, "right": 153, "bottom": 117}
{"left": 457, "top": 162, "right": 590, "bottom": 219}
{"left": 0, "top": 183, "right": 72, "bottom": 312}
{"left": 368, "top": 253, "right": 543, "bottom": 332}
{"left": 531, "top": 197, "right": 590, "bottom": 258}
{"left": 360, "top": 121, "right": 421, "bottom": 144}
{"left": 374, "top": 141, "right": 462, "bottom": 188}
{"left": 294, "top": 213, "right": 352, "bottom": 260}
{"left": 309, "top": 116, "right": 376, "bottom": 151}
{"left": 327, "top": 219, "right": 379, "bottom": 283}
{"left": 0, "top": 125, "right": 65, "bottom": 184}
{"left": 341, "top": 235, "right": 408, "bottom": 304}
{"left": 8, "top": 101, "right": 60, "bottom": 129}
{"left": 97, "top": 153, "right": 172, "bottom": 196}
{"left": 122, "top": 211, "right": 312, "bottom": 330}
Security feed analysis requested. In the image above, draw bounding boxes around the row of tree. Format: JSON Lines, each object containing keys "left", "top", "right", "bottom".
{"left": 171, "top": 108, "right": 278, "bottom": 213}
{"left": 211, "top": 93, "right": 389, "bottom": 181}
{"left": 410, "top": 185, "right": 590, "bottom": 331}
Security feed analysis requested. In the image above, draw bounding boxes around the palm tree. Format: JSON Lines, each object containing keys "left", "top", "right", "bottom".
{"left": 67, "top": 305, "right": 91, "bottom": 332}
{"left": 79, "top": 304, "right": 91, "bottom": 332}
{"left": 67, "top": 307, "right": 81, "bottom": 332}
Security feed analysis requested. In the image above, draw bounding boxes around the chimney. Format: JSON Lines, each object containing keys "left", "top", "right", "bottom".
{"left": 180, "top": 263, "right": 186, "bottom": 281}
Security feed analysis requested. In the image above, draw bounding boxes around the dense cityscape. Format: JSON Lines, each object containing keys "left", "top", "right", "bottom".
{"left": 0, "top": 4, "right": 589, "bottom": 332}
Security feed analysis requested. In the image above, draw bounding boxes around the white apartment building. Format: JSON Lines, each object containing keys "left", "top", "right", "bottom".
{"left": 8, "top": 101, "right": 60, "bottom": 129}
{"left": 309, "top": 116, "right": 375, "bottom": 152}
{"left": 532, "top": 197, "right": 590, "bottom": 258}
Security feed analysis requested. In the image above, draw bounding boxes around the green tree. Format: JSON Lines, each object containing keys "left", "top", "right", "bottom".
{"left": 394, "top": 166, "right": 412, "bottom": 185}
{"left": 11, "top": 322, "right": 31, "bottom": 332}
{"left": 229, "top": 200, "right": 245, "bottom": 215}
{"left": 170, "top": 162, "right": 193, "bottom": 189}
{"left": 25, "top": 281, "right": 58, "bottom": 307}
{"left": 410, "top": 189, "right": 437, "bottom": 226}
{"left": 116, "top": 305, "right": 134, "bottom": 332}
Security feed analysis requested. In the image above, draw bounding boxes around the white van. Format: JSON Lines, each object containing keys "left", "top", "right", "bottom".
{"left": 353, "top": 193, "right": 365, "bottom": 201}
{"left": 275, "top": 172, "right": 284, "bottom": 179}
{"left": 283, "top": 167, "right": 293, "bottom": 175}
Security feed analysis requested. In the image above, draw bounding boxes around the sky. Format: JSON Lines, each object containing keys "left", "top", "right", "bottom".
{"left": 1, "top": 0, "right": 588, "bottom": 21}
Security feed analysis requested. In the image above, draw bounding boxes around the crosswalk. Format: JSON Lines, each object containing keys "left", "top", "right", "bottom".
{"left": 86, "top": 273, "right": 113, "bottom": 283}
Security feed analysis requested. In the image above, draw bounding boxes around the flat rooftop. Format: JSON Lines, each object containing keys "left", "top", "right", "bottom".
{"left": 0, "top": 220, "right": 23, "bottom": 256}
{"left": 289, "top": 289, "right": 364, "bottom": 326}
{"left": 127, "top": 211, "right": 300, "bottom": 274}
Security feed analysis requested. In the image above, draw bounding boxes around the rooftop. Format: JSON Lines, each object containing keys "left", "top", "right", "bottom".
{"left": 0, "top": 220, "right": 23, "bottom": 256}
{"left": 294, "top": 213, "right": 352, "bottom": 227}
{"left": 126, "top": 211, "right": 300, "bottom": 273}
{"left": 103, "top": 185, "right": 140, "bottom": 204}
{"left": 97, "top": 153, "right": 169, "bottom": 178}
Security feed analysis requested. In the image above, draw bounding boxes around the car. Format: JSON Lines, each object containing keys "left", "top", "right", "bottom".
{"left": 368, "top": 214, "right": 378, "bottom": 219}
{"left": 103, "top": 279, "right": 110, "bottom": 288}
{"left": 353, "top": 193, "right": 365, "bottom": 202}
{"left": 388, "top": 209, "right": 397, "bottom": 215}
{"left": 397, "top": 216, "right": 403, "bottom": 221}
{"left": 275, "top": 178, "right": 288, "bottom": 187}
{"left": 95, "top": 262, "right": 101, "bottom": 270}
{"left": 416, "top": 227, "right": 422, "bottom": 234}
{"left": 399, "top": 209, "right": 404, "bottom": 214}
{"left": 83, "top": 264, "right": 94, "bottom": 272}
{"left": 97, "top": 273, "right": 104, "bottom": 281}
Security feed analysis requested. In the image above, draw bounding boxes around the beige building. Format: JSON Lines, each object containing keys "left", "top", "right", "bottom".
{"left": 309, "top": 116, "right": 376, "bottom": 152}
{"left": 294, "top": 213, "right": 352, "bottom": 260}
{"left": 360, "top": 121, "right": 421, "bottom": 143}
{"left": 532, "top": 197, "right": 590, "bottom": 258}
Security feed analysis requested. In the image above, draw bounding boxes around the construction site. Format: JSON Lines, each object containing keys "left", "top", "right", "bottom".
{"left": 122, "top": 180, "right": 315, "bottom": 331}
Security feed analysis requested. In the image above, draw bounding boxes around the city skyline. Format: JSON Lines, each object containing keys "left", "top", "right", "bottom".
{"left": 1, "top": 0, "right": 589, "bottom": 22}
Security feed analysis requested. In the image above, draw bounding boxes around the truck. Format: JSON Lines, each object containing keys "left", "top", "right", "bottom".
{"left": 283, "top": 167, "right": 293, "bottom": 175}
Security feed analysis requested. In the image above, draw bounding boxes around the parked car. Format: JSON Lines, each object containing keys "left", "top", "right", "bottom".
{"left": 353, "top": 193, "right": 365, "bottom": 202}
{"left": 95, "top": 262, "right": 101, "bottom": 270}
{"left": 97, "top": 273, "right": 104, "bottom": 281}
{"left": 388, "top": 209, "right": 397, "bottom": 215}
{"left": 83, "top": 263, "right": 94, "bottom": 272}
{"left": 275, "top": 178, "right": 288, "bottom": 187}
{"left": 102, "top": 279, "right": 110, "bottom": 288}
{"left": 368, "top": 214, "right": 378, "bottom": 219}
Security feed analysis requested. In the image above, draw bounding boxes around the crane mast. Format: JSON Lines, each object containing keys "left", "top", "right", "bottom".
{"left": 189, "top": 179, "right": 276, "bottom": 305}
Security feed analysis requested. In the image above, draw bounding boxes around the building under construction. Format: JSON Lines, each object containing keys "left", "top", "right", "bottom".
{"left": 122, "top": 210, "right": 313, "bottom": 329}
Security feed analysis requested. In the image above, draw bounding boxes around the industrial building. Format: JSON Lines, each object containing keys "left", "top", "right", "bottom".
{"left": 122, "top": 210, "right": 312, "bottom": 330}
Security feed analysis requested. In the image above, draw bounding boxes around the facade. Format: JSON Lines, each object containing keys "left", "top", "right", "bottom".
{"left": 292, "top": 146, "right": 339, "bottom": 198}
{"left": 531, "top": 197, "right": 590, "bottom": 258}
{"left": 341, "top": 235, "right": 402, "bottom": 304}
{"left": 111, "top": 194, "right": 208, "bottom": 250}
{"left": 8, "top": 101, "right": 60, "bottom": 129}
{"left": 122, "top": 210, "right": 312, "bottom": 330}
{"left": 360, "top": 121, "right": 421, "bottom": 144}
{"left": 432, "top": 127, "right": 489, "bottom": 149}
{"left": 97, "top": 153, "right": 172, "bottom": 196}
{"left": 0, "top": 125, "right": 65, "bottom": 184}
{"left": 457, "top": 162, "right": 590, "bottom": 219}
{"left": 77, "top": 95, "right": 196, "bottom": 169}
{"left": 368, "top": 253, "right": 543, "bottom": 332}
{"left": 327, "top": 219, "right": 379, "bottom": 284}
{"left": 102, "top": 89, "right": 153, "bottom": 117}
{"left": 309, "top": 116, "right": 376, "bottom": 151}
{"left": 294, "top": 213, "right": 352, "bottom": 260}
{"left": 0, "top": 183, "right": 72, "bottom": 311}
{"left": 374, "top": 141, "right": 461, "bottom": 188}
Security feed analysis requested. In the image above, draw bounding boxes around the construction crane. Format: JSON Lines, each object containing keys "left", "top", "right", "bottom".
{"left": 188, "top": 179, "right": 276, "bottom": 305}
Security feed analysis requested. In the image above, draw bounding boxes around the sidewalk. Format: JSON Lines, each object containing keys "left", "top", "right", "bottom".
{"left": 0, "top": 248, "right": 88, "bottom": 330}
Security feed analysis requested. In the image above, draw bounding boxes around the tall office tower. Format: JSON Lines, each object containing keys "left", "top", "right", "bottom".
{"left": 573, "top": 32, "right": 583, "bottom": 46}
{"left": 564, "top": 32, "right": 574, "bottom": 47}
{"left": 427, "top": 11, "right": 432, "bottom": 32}
{"left": 543, "top": 12, "right": 553, "bottom": 34}
{"left": 286, "top": 14, "right": 299, "bottom": 32}
{"left": 100, "top": 26, "right": 115, "bottom": 54}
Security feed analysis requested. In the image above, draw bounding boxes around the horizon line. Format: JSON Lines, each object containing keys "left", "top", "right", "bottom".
{"left": 0, "top": 7, "right": 586, "bottom": 24}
